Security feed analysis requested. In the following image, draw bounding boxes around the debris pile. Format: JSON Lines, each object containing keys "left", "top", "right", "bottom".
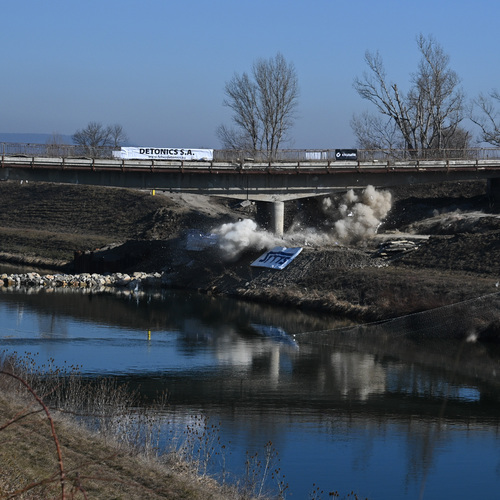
{"left": 374, "top": 239, "right": 421, "bottom": 260}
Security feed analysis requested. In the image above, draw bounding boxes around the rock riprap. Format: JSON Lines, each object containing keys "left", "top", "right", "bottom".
{"left": 0, "top": 271, "right": 164, "bottom": 290}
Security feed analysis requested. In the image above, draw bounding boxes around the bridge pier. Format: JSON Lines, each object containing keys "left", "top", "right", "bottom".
{"left": 255, "top": 200, "right": 285, "bottom": 236}
{"left": 4, "top": 155, "right": 500, "bottom": 234}
{"left": 271, "top": 201, "right": 285, "bottom": 237}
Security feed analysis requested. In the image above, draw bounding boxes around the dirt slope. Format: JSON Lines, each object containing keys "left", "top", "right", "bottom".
{"left": 0, "top": 179, "right": 499, "bottom": 321}
{"left": 0, "top": 182, "right": 238, "bottom": 265}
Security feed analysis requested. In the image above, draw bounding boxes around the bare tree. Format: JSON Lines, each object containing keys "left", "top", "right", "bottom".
{"left": 353, "top": 34, "right": 468, "bottom": 157}
{"left": 350, "top": 111, "right": 404, "bottom": 150}
{"left": 108, "top": 123, "right": 128, "bottom": 149}
{"left": 218, "top": 53, "right": 299, "bottom": 159}
{"left": 216, "top": 124, "right": 255, "bottom": 151}
{"left": 470, "top": 90, "right": 500, "bottom": 146}
{"left": 72, "top": 122, "right": 127, "bottom": 156}
{"left": 46, "top": 132, "right": 66, "bottom": 146}
{"left": 221, "top": 72, "right": 261, "bottom": 152}
{"left": 45, "top": 132, "right": 69, "bottom": 157}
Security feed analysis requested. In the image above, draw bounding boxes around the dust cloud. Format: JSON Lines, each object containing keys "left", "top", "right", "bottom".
{"left": 213, "top": 185, "right": 392, "bottom": 260}
{"left": 213, "top": 218, "right": 279, "bottom": 261}
{"left": 322, "top": 185, "right": 392, "bottom": 243}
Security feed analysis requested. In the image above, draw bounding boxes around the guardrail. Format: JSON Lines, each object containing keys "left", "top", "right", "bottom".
{"left": 2, "top": 143, "right": 500, "bottom": 162}
{"left": 3, "top": 154, "right": 500, "bottom": 175}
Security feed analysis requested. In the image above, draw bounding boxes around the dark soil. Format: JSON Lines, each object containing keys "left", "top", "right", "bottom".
{"left": 1, "top": 179, "right": 499, "bottom": 321}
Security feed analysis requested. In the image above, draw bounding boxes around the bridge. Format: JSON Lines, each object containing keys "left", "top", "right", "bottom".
{"left": 2, "top": 146, "right": 500, "bottom": 235}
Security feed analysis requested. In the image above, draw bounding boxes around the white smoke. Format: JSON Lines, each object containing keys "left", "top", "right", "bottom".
{"left": 213, "top": 219, "right": 279, "bottom": 260}
{"left": 322, "top": 185, "right": 392, "bottom": 243}
{"left": 212, "top": 185, "right": 392, "bottom": 259}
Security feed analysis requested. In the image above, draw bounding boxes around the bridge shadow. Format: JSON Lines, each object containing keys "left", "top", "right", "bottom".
{"left": 73, "top": 240, "right": 167, "bottom": 274}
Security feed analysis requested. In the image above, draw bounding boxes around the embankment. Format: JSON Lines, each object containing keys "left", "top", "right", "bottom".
{"left": 0, "top": 179, "right": 499, "bottom": 323}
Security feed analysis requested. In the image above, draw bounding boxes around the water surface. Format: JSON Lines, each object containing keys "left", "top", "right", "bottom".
{"left": 1, "top": 286, "right": 500, "bottom": 499}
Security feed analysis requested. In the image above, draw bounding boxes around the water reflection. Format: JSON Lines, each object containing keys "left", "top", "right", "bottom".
{"left": 1, "top": 286, "right": 500, "bottom": 412}
{"left": 1, "top": 287, "right": 500, "bottom": 499}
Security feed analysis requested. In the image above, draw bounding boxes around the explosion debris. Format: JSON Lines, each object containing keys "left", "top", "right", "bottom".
{"left": 375, "top": 239, "right": 421, "bottom": 260}
{"left": 213, "top": 185, "right": 393, "bottom": 259}
{"left": 322, "top": 185, "right": 392, "bottom": 243}
{"left": 213, "top": 219, "right": 279, "bottom": 260}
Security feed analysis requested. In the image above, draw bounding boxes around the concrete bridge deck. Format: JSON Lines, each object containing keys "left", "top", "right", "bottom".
{"left": 2, "top": 154, "right": 500, "bottom": 235}
{"left": 2, "top": 154, "right": 500, "bottom": 197}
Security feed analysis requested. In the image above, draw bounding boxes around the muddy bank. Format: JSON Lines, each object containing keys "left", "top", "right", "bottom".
{"left": 158, "top": 239, "right": 500, "bottom": 322}
{"left": 0, "top": 180, "right": 499, "bottom": 323}
{"left": 2, "top": 233, "right": 498, "bottom": 327}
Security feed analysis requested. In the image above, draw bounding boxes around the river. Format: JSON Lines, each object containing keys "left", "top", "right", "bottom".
{"left": 1, "top": 280, "right": 500, "bottom": 499}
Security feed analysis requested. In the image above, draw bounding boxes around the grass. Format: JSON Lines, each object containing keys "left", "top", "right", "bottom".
{"left": 0, "top": 359, "right": 358, "bottom": 499}
{"left": 2, "top": 352, "right": 351, "bottom": 499}
{"left": 0, "top": 352, "right": 260, "bottom": 499}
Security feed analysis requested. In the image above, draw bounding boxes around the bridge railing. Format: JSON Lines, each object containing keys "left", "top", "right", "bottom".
{"left": 356, "top": 148, "right": 500, "bottom": 161}
{"left": 0, "top": 142, "right": 115, "bottom": 158}
{"left": 2, "top": 143, "right": 500, "bottom": 162}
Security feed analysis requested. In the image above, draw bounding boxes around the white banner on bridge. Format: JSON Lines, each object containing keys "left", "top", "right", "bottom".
{"left": 251, "top": 246, "right": 303, "bottom": 270}
{"left": 113, "top": 147, "right": 213, "bottom": 161}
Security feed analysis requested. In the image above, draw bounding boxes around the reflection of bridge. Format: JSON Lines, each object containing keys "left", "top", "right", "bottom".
{"left": 2, "top": 149, "right": 500, "bottom": 235}
{"left": 2, "top": 285, "right": 499, "bottom": 425}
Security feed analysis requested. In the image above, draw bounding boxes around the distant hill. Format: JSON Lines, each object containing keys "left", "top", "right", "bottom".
{"left": 0, "top": 133, "right": 74, "bottom": 144}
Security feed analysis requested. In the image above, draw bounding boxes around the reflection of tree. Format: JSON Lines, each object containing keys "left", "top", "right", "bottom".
{"left": 404, "top": 422, "right": 446, "bottom": 494}
{"left": 38, "top": 312, "right": 68, "bottom": 339}
{"left": 351, "top": 424, "right": 378, "bottom": 473}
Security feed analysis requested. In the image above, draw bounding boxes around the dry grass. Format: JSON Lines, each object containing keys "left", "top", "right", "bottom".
{"left": 0, "top": 354, "right": 256, "bottom": 500}
{"left": 236, "top": 285, "right": 375, "bottom": 321}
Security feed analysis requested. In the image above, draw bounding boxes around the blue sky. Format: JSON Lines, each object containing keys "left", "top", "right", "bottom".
{"left": 2, "top": 0, "right": 499, "bottom": 149}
